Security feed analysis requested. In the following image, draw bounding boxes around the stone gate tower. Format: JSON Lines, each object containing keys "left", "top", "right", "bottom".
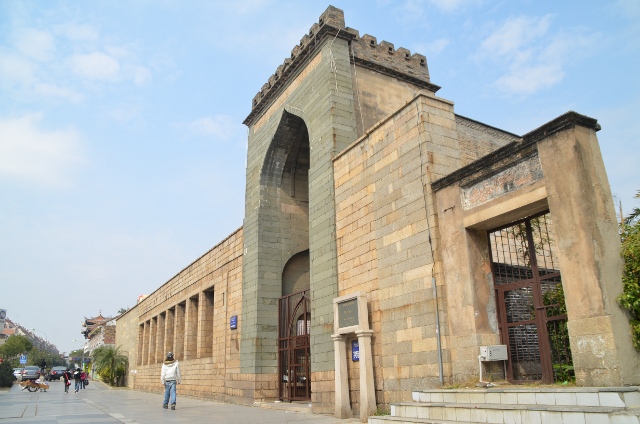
{"left": 240, "top": 6, "right": 440, "bottom": 411}
{"left": 116, "top": 5, "right": 638, "bottom": 418}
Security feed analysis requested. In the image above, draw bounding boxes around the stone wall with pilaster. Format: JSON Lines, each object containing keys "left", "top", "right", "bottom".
{"left": 332, "top": 93, "right": 461, "bottom": 409}
{"left": 116, "top": 228, "right": 244, "bottom": 401}
{"left": 115, "top": 307, "right": 139, "bottom": 387}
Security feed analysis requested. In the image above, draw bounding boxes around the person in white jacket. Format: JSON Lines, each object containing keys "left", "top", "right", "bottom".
{"left": 160, "top": 352, "right": 181, "bottom": 410}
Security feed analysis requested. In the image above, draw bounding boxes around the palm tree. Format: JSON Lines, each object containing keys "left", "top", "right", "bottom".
{"left": 625, "top": 190, "right": 640, "bottom": 225}
{"left": 91, "top": 345, "right": 129, "bottom": 386}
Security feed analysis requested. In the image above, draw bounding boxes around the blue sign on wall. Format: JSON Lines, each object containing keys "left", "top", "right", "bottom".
{"left": 230, "top": 315, "right": 237, "bottom": 330}
{"left": 352, "top": 340, "right": 359, "bottom": 362}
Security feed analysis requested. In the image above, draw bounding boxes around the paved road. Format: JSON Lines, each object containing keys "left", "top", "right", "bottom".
{"left": 0, "top": 380, "right": 360, "bottom": 424}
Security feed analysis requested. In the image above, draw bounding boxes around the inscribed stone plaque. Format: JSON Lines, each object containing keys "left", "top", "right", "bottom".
{"left": 338, "top": 298, "right": 359, "bottom": 328}
{"left": 461, "top": 154, "right": 543, "bottom": 210}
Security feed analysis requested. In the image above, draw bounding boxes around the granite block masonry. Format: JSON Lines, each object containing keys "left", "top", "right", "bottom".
{"left": 116, "top": 5, "right": 638, "bottom": 421}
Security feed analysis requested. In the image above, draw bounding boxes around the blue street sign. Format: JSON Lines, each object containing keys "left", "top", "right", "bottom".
{"left": 19, "top": 355, "right": 27, "bottom": 364}
{"left": 352, "top": 340, "right": 359, "bottom": 362}
{"left": 230, "top": 315, "right": 237, "bottom": 330}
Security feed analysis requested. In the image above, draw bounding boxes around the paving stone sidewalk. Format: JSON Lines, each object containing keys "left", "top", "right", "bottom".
{"left": 0, "top": 380, "right": 360, "bottom": 424}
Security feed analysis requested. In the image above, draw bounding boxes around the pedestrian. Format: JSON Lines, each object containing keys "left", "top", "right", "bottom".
{"left": 62, "top": 369, "right": 72, "bottom": 393}
{"left": 73, "top": 368, "right": 82, "bottom": 393}
{"left": 80, "top": 369, "right": 87, "bottom": 389}
{"left": 39, "top": 359, "right": 46, "bottom": 378}
{"left": 160, "top": 352, "right": 181, "bottom": 410}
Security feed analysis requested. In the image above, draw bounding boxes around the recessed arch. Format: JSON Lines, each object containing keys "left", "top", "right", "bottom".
{"left": 282, "top": 249, "right": 310, "bottom": 297}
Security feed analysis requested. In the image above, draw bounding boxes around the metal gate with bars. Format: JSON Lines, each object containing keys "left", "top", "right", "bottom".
{"left": 278, "top": 289, "right": 311, "bottom": 401}
{"left": 489, "top": 212, "right": 573, "bottom": 384}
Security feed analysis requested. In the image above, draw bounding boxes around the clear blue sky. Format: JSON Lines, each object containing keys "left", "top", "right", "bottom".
{"left": 1, "top": 0, "right": 638, "bottom": 354}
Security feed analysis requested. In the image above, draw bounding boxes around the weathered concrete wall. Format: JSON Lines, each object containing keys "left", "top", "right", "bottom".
{"left": 433, "top": 112, "right": 639, "bottom": 387}
{"left": 434, "top": 181, "right": 513, "bottom": 382}
{"left": 537, "top": 122, "right": 640, "bottom": 386}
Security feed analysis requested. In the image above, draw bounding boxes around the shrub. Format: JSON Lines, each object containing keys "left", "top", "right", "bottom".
{"left": 618, "top": 191, "right": 640, "bottom": 349}
{"left": 0, "top": 362, "right": 15, "bottom": 387}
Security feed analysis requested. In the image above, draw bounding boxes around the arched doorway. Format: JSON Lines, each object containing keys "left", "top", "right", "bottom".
{"left": 279, "top": 250, "right": 311, "bottom": 401}
{"left": 278, "top": 288, "right": 311, "bottom": 401}
{"left": 258, "top": 111, "right": 311, "bottom": 401}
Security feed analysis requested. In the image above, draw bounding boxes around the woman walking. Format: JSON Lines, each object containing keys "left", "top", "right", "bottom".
{"left": 62, "top": 369, "right": 72, "bottom": 393}
{"left": 160, "top": 352, "right": 181, "bottom": 410}
{"left": 73, "top": 368, "right": 82, "bottom": 393}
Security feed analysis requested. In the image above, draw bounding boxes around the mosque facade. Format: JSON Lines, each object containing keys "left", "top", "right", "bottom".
{"left": 116, "top": 6, "right": 638, "bottom": 418}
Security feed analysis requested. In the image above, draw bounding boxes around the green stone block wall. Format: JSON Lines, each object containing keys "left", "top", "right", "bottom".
{"left": 241, "top": 37, "right": 358, "bottom": 376}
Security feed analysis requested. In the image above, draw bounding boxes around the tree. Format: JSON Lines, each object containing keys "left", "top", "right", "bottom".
{"left": 618, "top": 191, "right": 640, "bottom": 349}
{"left": 27, "top": 348, "right": 65, "bottom": 368}
{"left": 624, "top": 190, "right": 640, "bottom": 225}
{"left": 91, "top": 345, "right": 129, "bottom": 386}
{"left": 0, "top": 335, "right": 33, "bottom": 362}
{"left": 117, "top": 307, "right": 130, "bottom": 315}
{"left": 69, "top": 348, "right": 84, "bottom": 357}
{"left": 0, "top": 362, "right": 14, "bottom": 387}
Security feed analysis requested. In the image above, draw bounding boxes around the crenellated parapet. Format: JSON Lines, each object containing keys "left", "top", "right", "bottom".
{"left": 350, "top": 32, "right": 439, "bottom": 92}
{"left": 244, "top": 5, "right": 440, "bottom": 126}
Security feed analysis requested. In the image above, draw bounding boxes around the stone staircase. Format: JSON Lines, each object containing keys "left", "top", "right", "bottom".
{"left": 369, "top": 387, "right": 640, "bottom": 424}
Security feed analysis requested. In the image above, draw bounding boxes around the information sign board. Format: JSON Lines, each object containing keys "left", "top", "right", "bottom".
{"left": 351, "top": 340, "right": 359, "bottom": 361}
{"left": 338, "top": 298, "right": 358, "bottom": 329}
{"left": 230, "top": 315, "right": 237, "bottom": 330}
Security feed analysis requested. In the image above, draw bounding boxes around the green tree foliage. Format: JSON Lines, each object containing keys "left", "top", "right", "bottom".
{"left": 0, "top": 362, "right": 15, "bottom": 387}
{"left": 0, "top": 335, "right": 33, "bottom": 361}
{"left": 69, "top": 348, "right": 84, "bottom": 358}
{"left": 26, "top": 348, "right": 65, "bottom": 368}
{"left": 91, "top": 345, "right": 129, "bottom": 386}
{"left": 618, "top": 191, "right": 640, "bottom": 349}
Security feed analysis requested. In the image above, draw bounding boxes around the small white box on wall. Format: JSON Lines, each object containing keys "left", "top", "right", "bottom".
{"left": 479, "top": 345, "right": 508, "bottom": 361}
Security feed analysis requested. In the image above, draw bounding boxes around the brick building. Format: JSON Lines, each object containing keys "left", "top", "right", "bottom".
{"left": 116, "top": 6, "right": 638, "bottom": 419}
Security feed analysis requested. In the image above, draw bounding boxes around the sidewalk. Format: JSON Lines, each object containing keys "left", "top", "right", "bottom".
{"left": 0, "top": 380, "right": 360, "bottom": 423}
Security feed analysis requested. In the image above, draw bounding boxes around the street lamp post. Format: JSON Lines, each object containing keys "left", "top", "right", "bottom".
{"left": 32, "top": 328, "right": 49, "bottom": 352}
{"left": 31, "top": 328, "right": 48, "bottom": 341}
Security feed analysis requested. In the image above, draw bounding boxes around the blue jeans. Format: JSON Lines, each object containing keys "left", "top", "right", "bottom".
{"left": 75, "top": 380, "right": 81, "bottom": 392}
{"left": 163, "top": 381, "right": 177, "bottom": 406}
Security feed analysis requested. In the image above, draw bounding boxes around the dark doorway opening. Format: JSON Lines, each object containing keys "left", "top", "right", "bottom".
{"left": 489, "top": 212, "right": 573, "bottom": 384}
{"left": 278, "top": 289, "right": 311, "bottom": 401}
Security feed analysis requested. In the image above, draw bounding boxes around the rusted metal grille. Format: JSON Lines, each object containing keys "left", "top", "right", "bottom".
{"left": 490, "top": 212, "right": 573, "bottom": 383}
{"left": 278, "top": 289, "right": 311, "bottom": 401}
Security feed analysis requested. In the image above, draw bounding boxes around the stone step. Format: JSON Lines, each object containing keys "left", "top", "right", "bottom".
{"left": 255, "top": 400, "right": 312, "bottom": 414}
{"left": 370, "top": 411, "right": 640, "bottom": 424}
{"left": 411, "top": 387, "right": 640, "bottom": 408}
{"left": 370, "top": 418, "right": 471, "bottom": 424}
{"left": 368, "top": 401, "right": 640, "bottom": 424}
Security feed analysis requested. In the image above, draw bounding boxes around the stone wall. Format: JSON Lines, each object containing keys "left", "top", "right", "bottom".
{"left": 331, "top": 92, "right": 518, "bottom": 411}
{"left": 241, "top": 11, "right": 359, "bottom": 414}
{"left": 351, "top": 64, "right": 431, "bottom": 137}
{"left": 116, "top": 228, "right": 244, "bottom": 401}
{"left": 115, "top": 306, "right": 139, "bottom": 387}
{"left": 332, "top": 93, "right": 458, "bottom": 409}
{"left": 455, "top": 116, "right": 520, "bottom": 167}
{"left": 115, "top": 6, "right": 638, "bottom": 418}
